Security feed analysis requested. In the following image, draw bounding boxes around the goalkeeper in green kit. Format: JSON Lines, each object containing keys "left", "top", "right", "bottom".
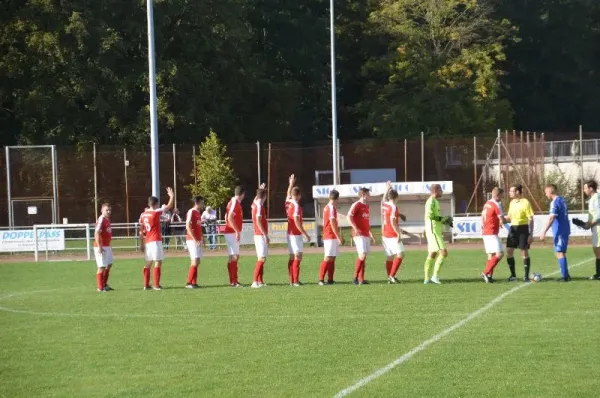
{"left": 424, "top": 184, "right": 453, "bottom": 284}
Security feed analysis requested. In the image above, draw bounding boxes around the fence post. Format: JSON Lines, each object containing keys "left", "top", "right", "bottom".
{"left": 580, "top": 125, "right": 584, "bottom": 211}
{"left": 497, "top": 129, "right": 501, "bottom": 185}
{"left": 34, "top": 225, "right": 39, "bottom": 262}
{"left": 256, "top": 141, "right": 261, "bottom": 186}
{"left": 93, "top": 143, "right": 98, "bottom": 220}
{"left": 86, "top": 224, "right": 91, "bottom": 261}
{"left": 172, "top": 144, "right": 177, "bottom": 209}
{"left": 420, "top": 131, "right": 424, "bottom": 182}
{"left": 473, "top": 136, "right": 477, "bottom": 212}
{"left": 124, "top": 148, "right": 130, "bottom": 236}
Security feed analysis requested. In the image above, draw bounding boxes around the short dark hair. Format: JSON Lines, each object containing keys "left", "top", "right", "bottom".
{"left": 193, "top": 195, "right": 204, "bottom": 204}
{"left": 358, "top": 187, "right": 370, "bottom": 196}
{"left": 291, "top": 186, "right": 301, "bottom": 196}
{"left": 511, "top": 184, "right": 523, "bottom": 194}
{"left": 388, "top": 189, "right": 399, "bottom": 200}
{"left": 492, "top": 187, "right": 504, "bottom": 195}
{"left": 329, "top": 190, "right": 339, "bottom": 200}
{"left": 148, "top": 196, "right": 159, "bottom": 206}
{"left": 234, "top": 185, "right": 245, "bottom": 196}
{"left": 256, "top": 188, "right": 266, "bottom": 199}
{"left": 585, "top": 180, "right": 598, "bottom": 191}
{"left": 545, "top": 184, "right": 558, "bottom": 194}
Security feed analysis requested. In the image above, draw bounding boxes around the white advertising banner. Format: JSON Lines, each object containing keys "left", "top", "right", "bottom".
{"left": 312, "top": 181, "right": 453, "bottom": 199}
{"left": 0, "top": 229, "right": 66, "bottom": 252}
{"left": 453, "top": 214, "right": 591, "bottom": 239}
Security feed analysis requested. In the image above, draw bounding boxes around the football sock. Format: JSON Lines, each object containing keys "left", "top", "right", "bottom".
{"left": 258, "top": 262, "right": 264, "bottom": 283}
{"left": 153, "top": 266, "right": 161, "bottom": 287}
{"left": 96, "top": 272, "right": 104, "bottom": 290}
{"left": 558, "top": 257, "right": 569, "bottom": 279}
{"left": 596, "top": 259, "right": 600, "bottom": 275}
{"left": 231, "top": 261, "right": 239, "bottom": 284}
{"left": 385, "top": 260, "right": 393, "bottom": 276}
{"left": 424, "top": 257, "right": 434, "bottom": 281}
{"left": 187, "top": 266, "right": 195, "bottom": 284}
{"left": 354, "top": 258, "right": 362, "bottom": 278}
{"left": 523, "top": 257, "right": 531, "bottom": 279}
{"left": 103, "top": 268, "right": 110, "bottom": 286}
{"left": 327, "top": 259, "right": 335, "bottom": 282}
{"left": 192, "top": 266, "right": 198, "bottom": 285}
{"left": 319, "top": 260, "right": 328, "bottom": 281}
{"left": 358, "top": 260, "right": 366, "bottom": 281}
{"left": 143, "top": 267, "right": 151, "bottom": 287}
{"left": 507, "top": 257, "right": 516, "bottom": 277}
{"left": 254, "top": 260, "right": 264, "bottom": 282}
{"left": 288, "top": 259, "right": 294, "bottom": 283}
{"left": 390, "top": 258, "right": 402, "bottom": 277}
{"left": 292, "top": 259, "right": 300, "bottom": 284}
{"left": 227, "top": 262, "right": 233, "bottom": 284}
{"left": 432, "top": 255, "right": 445, "bottom": 278}
{"left": 484, "top": 256, "right": 501, "bottom": 276}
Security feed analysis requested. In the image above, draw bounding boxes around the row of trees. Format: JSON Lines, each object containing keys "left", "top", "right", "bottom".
{"left": 2, "top": 0, "right": 600, "bottom": 148}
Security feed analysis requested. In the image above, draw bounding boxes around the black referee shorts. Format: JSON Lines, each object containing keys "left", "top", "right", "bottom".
{"left": 507, "top": 225, "right": 530, "bottom": 250}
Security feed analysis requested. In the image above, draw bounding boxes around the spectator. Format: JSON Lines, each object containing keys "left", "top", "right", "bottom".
{"left": 170, "top": 208, "right": 185, "bottom": 249}
{"left": 201, "top": 206, "right": 218, "bottom": 250}
{"left": 161, "top": 208, "right": 172, "bottom": 250}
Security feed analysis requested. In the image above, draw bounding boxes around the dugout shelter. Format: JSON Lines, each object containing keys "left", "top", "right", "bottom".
{"left": 312, "top": 181, "right": 455, "bottom": 245}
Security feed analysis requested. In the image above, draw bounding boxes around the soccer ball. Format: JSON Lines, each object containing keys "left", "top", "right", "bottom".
{"left": 532, "top": 273, "right": 542, "bottom": 282}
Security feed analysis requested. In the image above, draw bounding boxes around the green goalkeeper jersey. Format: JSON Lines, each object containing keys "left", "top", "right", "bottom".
{"left": 425, "top": 196, "right": 442, "bottom": 235}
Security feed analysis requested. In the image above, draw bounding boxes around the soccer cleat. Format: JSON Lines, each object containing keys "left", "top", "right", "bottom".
{"left": 251, "top": 282, "right": 261, "bottom": 288}
{"left": 353, "top": 278, "right": 359, "bottom": 285}
{"left": 488, "top": 277, "right": 497, "bottom": 283}
{"left": 185, "top": 284, "right": 196, "bottom": 289}
{"left": 590, "top": 274, "right": 600, "bottom": 280}
{"left": 359, "top": 280, "right": 369, "bottom": 285}
{"left": 231, "top": 283, "right": 243, "bottom": 288}
{"left": 481, "top": 273, "right": 490, "bottom": 284}
{"left": 104, "top": 285, "right": 114, "bottom": 291}
{"left": 430, "top": 276, "right": 442, "bottom": 284}
{"left": 143, "top": 286, "right": 152, "bottom": 291}
{"left": 523, "top": 277, "right": 530, "bottom": 283}
{"left": 192, "top": 284, "right": 201, "bottom": 289}
{"left": 292, "top": 283, "right": 300, "bottom": 287}
{"left": 557, "top": 276, "right": 572, "bottom": 282}
{"left": 507, "top": 276, "right": 517, "bottom": 282}
{"left": 327, "top": 280, "right": 335, "bottom": 285}
{"left": 388, "top": 276, "right": 399, "bottom": 284}
{"left": 153, "top": 285, "right": 163, "bottom": 291}
{"left": 258, "top": 283, "right": 267, "bottom": 287}
{"left": 318, "top": 281, "right": 326, "bottom": 286}
{"left": 97, "top": 288, "right": 106, "bottom": 292}
{"left": 424, "top": 279, "right": 430, "bottom": 284}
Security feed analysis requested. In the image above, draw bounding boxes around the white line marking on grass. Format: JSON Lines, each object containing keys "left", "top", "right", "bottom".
{"left": 333, "top": 258, "right": 594, "bottom": 398}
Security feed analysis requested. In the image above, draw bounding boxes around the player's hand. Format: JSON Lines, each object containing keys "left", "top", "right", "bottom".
{"left": 265, "top": 236, "right": 270, "bottom": 245}
{"left": 399, "top": 213, "right": 407, "bottom": 222}
{"left": 370, "top": 233, "right": 376, "bottom": 244}
{"left": 540, "top": 233, "right": 546, "bottom": 242}
{"left": 337, "top": 237, "right": 344, "bottom": 245}
{"left": 235, "top": 231, "right": 240, "bottom": 242}
{"left": 97, "top": 246, "right": 104, "bottom": 254}
{"left": 259, "top": 182, "right": 266, "bottom": 189}
{"left": 303, "top": 232, "right": 310, "bottom": 242}
{"left": 289, "top": 174, "right": 295, "bottom": 185}
{"left": 385, "top": 181, "right": 391, "bottom": 190}
{"left": 195, "top": 240, "right": 201, "bottom": 247}
{"left": 352, "top": 227, "right": 359, "bottom": 236}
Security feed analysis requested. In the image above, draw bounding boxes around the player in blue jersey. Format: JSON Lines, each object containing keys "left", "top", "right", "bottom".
{"left": 540, "top": 184, "right": 571, "bottom": 281}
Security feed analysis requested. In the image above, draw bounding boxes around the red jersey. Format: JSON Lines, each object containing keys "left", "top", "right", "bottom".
{"left": 139, "top": 207, "right": 164, "bottom": 243}
{"left": 286, "top": 198, "right": 303, "bottom": 236}
{"left": 482, "top": 199, "right": 502, "bottom": 235}
{"left": 186, "top": 208, "right": 203, "bottom": 241}
{"left": 348, "top": 201, "right": 370, "bottom": 237}
{"left": 94, "top": 215, "right": 112, "bottom": 247}
{"left": 322, "top": 203, "right": 338, "bottom": 240}
{"left": 223, "top": 197, "right": 242, "bottom": 234}
{"left": 382, "top": 202, "right": 400, "bottom": 238}
{"left": 252, "top": 200, "right": 268, "bottom": 235}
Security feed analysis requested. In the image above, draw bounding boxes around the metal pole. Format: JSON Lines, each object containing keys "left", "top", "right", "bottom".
{"left": 5, "top": 147, "right": 11, "bottom": 227}
{"left": 526, "top": 132, "right": 531, "bottom": 186}
{"left": 497, "top": 129, "right": 501, "bottom": 187}
{"left": 147, "top": 0, "right": 160, "bottom": 197}
{"left": 580, "top": 125, "right": 584, "bottom": 211}
{"left": 337, "top": 138, "right": 341, "bottom": 184}
{"left": 520, "top": 131, "right": 524, "bottom": 171}
{"left": 505, "top": 131, "right": 510, "bottom": 191}
{"left": 421, "top": 131, "right": 424, "bottom": 181}
{"left": 51, "top": 145, "right": 58, "bottom": 224}
{"left": 192, "top": 145, "right": 197, "bottom": 187}
{"left": 404, "top": 139, "right": 407, "bottom": 182}
{"left": 172, "top": 144, "right": 177, "bottom": 208}
{"left": 256, "top": 141, "right": 261, "bottom": 185}
{"left": 330, "top": 0, "right": 339, "bottom": 186}
{"left": 124, "top": 148, "right": 130, "bottom": 236}
{"left": 93, "top": 143, "right": 98, "bottom": 220}
{"left": 267, "top": 143, "right": 272, "bottom": 218}
{"left": 473, "top": 136, "right": 477, "bottom": 212}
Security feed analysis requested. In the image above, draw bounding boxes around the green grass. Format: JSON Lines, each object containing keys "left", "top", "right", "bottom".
{"left": 1, "top": 247, "right": 599, "bottom": 397}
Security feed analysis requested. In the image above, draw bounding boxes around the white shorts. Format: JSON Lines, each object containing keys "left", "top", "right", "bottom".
{"left": 186, "top": 240, "right": 203, "bottom": 260}
{"left": 323, "top": 239, "right": 339, "bottom": 257}
{"left": 382, "top": 238, "right": 404, "bottom": 256}
{"left": 353, "top": 236, "right": 371, "bottom": 255}
{"left": 287, "top": 235, "right": 304, "bottom": 254}
{"left": 483, "top": 235, "right": 503, "bottom": 254}
{"left": 254, "top": 235, "right": 268, "bottom": 258}
{"left": 95, "top": 246, "right": 113, "bottom": 267}
{"left": 224, "top": 234, "right": 240, "bottom": 256}
{"left": 144, "top": 241, "right": 164, "bottom": 262}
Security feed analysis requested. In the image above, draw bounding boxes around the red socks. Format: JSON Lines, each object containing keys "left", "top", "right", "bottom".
{"left": 354, "top": 259, "right": 366, "bottom": 281}
{"left": 103, "top": 268, "right": 110, "bottom": 286}
{"left": 153, "top": 267, "right": 161, "bottom": 287}
{"left": 227, "top": 262, "right": 233, "bottom": 284}
{"left": 187, "top": 266, "right": 197, "bottom": 285}
{"left": 254, "top": 260, "right": 265, "bottom": 283}
{"left": 143, "top": 267, "right": 151, "bottom": 288}
{"left": 96, "top": 272, "right": 104, "bottom": 290}
{"left": 231, "top": 260, "right": 239, "bottom": 284}
{"left": 319, "top": 260, "right": 328, "bottom": 281}
{"left": 291, "top": 259, "right": 301, "bottom": 284}
{"left": 484, "top": 256, "right": 501, "bottom": 276}
{"left": 288, "top": 259, "right": 294, "bottom": 283}
{"left": 327, "top": 260, "right": 335, "bottom": 283}
{"left": 354, "top": 259, "right": 362, "bottom": 279}
{"left": 385, "top": 260, "right": 393, "bottom": 276}
{"left": 390, "top": 258, "right": 402, "bottom": 277}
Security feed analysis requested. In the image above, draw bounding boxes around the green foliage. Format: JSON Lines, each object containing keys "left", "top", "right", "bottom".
{"left": 187, "top": 130, "right": 237, "bottom": 209}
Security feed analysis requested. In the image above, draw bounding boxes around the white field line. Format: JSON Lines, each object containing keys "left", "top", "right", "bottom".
{"left": 333, "top": 258, "right": 594, "bottom": 398}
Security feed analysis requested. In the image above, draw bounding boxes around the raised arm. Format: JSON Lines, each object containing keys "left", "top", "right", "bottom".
{"left": 286, "top": 174, "right": 295, "bottom": 198}
{"left": 164, "top": 187, "right": 175, "bottom": 211}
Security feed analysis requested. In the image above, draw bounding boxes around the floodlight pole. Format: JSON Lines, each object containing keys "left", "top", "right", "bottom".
{"left": 5, "top": 147, "right": 11, "bottom": 227}
{"left": 330, "top": 0, "right": 339, "bottom": 186}
{"left": 147, "top": 0, "right": 160, "bottom": 197}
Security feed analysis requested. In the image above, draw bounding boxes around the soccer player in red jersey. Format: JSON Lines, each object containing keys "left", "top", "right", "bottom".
{"left": 185, "top": 195, "right": 205, "bottom": 289}
{"left": 481, "top": 187, "right": 506, "bottom": 283}
{"left": 382, "top": 182, "right": 405, "bottom": 283}
{"left": 224, "top": 186, "right": 245, "bottom": 287}
{"left": 139, "top": 187, "right": 174, "bottom": 290}
{"left": 251, "top": 183, "right": 269, "bottom": 288}
{"left": 319, "top": 189, "right": 343, "bottom": 285}
{"left": 286, "top": 174, "right": 311, "bottom": 287}
{"left": 94, "top": 203, "right": 113, "bottom": 292}
{"left": 347, "top": 187, "right": 376, "bottom": 285}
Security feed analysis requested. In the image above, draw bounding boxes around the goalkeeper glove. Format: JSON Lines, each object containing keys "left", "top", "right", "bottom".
{"left": 572, "top": 218, "right": 586, "bottom": 228}
{"left": 441, "top": 216, "right": 453, "bottom": 227}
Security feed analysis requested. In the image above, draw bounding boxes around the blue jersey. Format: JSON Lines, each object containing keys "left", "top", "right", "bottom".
{"left": 550, "top": 196, "right": 570, "bottom": 237}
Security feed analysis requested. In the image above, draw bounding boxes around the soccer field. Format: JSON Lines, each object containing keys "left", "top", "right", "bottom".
{"left": 1, "top": 247, "right": 600, "bottom": 397}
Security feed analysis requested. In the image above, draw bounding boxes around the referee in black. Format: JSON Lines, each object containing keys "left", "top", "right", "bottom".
{"left": 504, "top": 184, "right": 535, "bottom": 281}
